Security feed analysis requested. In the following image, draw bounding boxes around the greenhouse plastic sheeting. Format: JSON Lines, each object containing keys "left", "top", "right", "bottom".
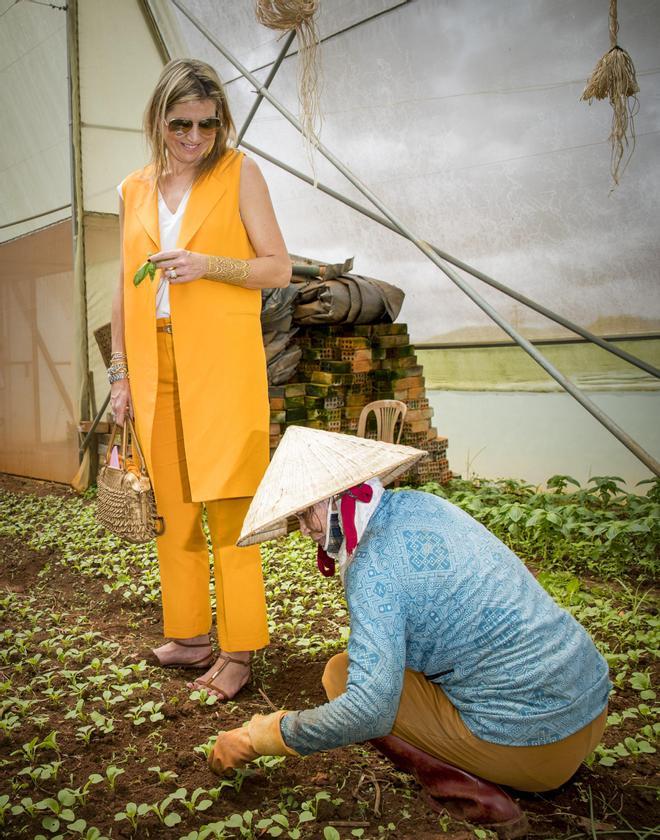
{"left": 0, "top": 221, "right": 78, "bottom": 482}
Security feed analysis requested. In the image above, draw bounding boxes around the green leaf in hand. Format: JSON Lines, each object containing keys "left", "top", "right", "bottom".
{"left": 133, "top": 261, "right": 149, "bottom": 287}
{"left": 133, "top": 254, "right": 157, "bottom": 287}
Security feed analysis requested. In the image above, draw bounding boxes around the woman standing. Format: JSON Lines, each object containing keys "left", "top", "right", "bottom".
{"left": 109, "top": 59, "right": 290, "bottom": 699}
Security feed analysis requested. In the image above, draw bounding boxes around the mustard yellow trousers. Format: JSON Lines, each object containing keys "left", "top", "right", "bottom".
{"left": 323, "top": 652, "right": 606, "bottom": 792}
{"left": 149, "top": 325, "right": 269, "bottom": 652}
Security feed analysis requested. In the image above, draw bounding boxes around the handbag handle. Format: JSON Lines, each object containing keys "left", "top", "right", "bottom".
{"left": 104, "top": 417, "right": 148, "bottom": 476}
{"left": 125, "top": 416, "right": 148, "bottom": 475}
{"left": 105, "top": 423, "right": 122, "bottom": 465}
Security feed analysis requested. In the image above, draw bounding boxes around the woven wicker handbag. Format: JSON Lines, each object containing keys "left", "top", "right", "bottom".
{"left": 96, "top": 418, "right": 164, "bottom": 543}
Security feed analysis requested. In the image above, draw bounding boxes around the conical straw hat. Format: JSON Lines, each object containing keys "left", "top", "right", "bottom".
{"left": 237, "top": 426, "right": 426, "bottom": 546}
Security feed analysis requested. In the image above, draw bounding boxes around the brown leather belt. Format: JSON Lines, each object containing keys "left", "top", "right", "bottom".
{"left": 156, "top": 324, "right": 173, "bottom": 333}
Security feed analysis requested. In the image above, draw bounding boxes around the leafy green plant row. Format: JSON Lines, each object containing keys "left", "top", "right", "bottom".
{"left": 414, "top": 475, "right": 659, "bottom": 579}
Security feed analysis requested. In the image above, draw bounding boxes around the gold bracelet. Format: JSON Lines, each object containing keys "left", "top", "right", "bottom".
{"left": 206, "top": 254, "right": 250, "bottom": 286}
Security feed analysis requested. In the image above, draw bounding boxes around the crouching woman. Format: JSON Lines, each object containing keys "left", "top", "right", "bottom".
{"left": 208, "top": 427, "right": 610, "bottom": 830}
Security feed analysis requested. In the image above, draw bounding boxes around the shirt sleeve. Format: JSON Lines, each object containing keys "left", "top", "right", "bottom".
{"left": 280, "top": 548, "right": 406, "bottom": 755}
{"left": 116, "top": 180, "right": 125, "bottom": 202}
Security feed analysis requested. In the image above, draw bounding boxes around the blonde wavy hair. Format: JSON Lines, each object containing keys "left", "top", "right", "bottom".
{"left": 144, "top": 58, "right": 236, "bottom": 184}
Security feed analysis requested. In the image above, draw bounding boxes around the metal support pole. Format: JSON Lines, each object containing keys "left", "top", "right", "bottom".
{"left": 236, "top": 29, "right": 296, "bottom": 144}
{"left": 240, "top": 140, "right": 660, "bottom": 380}
{"left": 171, "top": 0, "right": 660, "bottom": 476}
{"left": 67, "top": 0, "right": 92, "bottom": 450}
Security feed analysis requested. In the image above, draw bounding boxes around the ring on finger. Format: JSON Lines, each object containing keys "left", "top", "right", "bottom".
{"left": 169, "top": 268, "right": 177, "bottom": 279}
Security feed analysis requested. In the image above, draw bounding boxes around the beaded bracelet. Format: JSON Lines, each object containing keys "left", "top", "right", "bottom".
{"left": 107, "top": 363, "right": 129, "bottom": 384}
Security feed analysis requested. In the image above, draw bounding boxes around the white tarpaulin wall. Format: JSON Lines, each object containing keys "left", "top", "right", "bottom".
{"left": 0, "top": 0, "right": 658, "bottom": 483}
{"left": 0, "top": 0, "right": 167, "bottom": 480}
{"left": 77, "top": 0, "right": 169, "bottom": 411}
{"left": 154, "top": 0, "right": 660, "bottom": 343}
{"left": 0, "top": 221, "right": 77, "bottom": 482}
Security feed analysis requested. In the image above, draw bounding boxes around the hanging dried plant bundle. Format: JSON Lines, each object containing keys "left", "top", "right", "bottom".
{"left": 580, "top": 0, "right": 639, "bottom": 185}
{"left": 255, "top": 1, "right": 322, "bottom": 154}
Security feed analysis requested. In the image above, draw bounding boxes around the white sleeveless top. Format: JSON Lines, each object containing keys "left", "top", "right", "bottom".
{"left": 117, "top": 182, "right": 192, "bottom": 319}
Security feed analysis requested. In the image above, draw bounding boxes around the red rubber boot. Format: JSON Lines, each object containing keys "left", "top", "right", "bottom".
{"left": 370, "top": 735, "right": 529, "bottom": 838}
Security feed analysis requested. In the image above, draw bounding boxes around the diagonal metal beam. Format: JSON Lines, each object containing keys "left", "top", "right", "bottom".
{"left": 171, "top": 0, "right": 660, "bottom": 476}
{"left": 79, "top": 392, "right": 111, "bottom": 457}
{"left": 236, "top": 29, "right": 296, "bottom": 144}
{"left": 240, "top": 140, "right": 660, "bottom": 380}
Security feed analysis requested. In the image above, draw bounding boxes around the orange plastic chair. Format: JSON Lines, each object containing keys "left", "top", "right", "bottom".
{"left": 357, "top": 399, "right": 407, "bottom": 444}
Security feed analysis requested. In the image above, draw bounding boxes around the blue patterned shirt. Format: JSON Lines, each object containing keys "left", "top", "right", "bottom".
{"left": 281, "top": 490, "right": 610, "bottom": 754}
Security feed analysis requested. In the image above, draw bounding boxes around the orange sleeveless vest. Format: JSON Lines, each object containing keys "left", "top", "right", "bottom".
{"left": 121, "top": 150, "right": 269, "bottom": 501}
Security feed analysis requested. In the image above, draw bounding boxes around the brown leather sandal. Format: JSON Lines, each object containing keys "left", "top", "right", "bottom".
{"left": 148, "top": 639, "right": 214, "bottom": 669}
{"left": 191, "top": 653, "right": 251, "bottom": 701}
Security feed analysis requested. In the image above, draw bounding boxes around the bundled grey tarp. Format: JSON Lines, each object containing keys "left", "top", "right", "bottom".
{"left": 260, "top": 258, "right": 406, "bottom": 383}
{"left": 261, "top": 283, "right": 299, "bottom": 333}
{"left": 266, "top": 344, "right": 303, "bottom": 385}
{"left": 261, "top": 284, "right": 301, "bottom": 385}
{"left": 292, "top": 274, "right": 405, "bottom": 325}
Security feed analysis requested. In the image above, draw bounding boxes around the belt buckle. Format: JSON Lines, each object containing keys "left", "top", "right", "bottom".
{"left": 164, "top": 324, "right": 173, "bottom": 334}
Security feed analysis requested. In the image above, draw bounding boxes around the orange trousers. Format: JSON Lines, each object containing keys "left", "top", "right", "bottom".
{"left": 323, "top": 652, "right": 606, "bottom": 792}
{"left": 149, "top": 325, "right": 269, "bottom": 652}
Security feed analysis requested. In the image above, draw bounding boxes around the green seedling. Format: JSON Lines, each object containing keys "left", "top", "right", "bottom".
{"left": 11, "top": 796, "right": 40, "bottom": 818}
{"left": 9, "top": 731, "right": 59, "bottom": 762}
{"left": 148, "top": 789, "right": 185, "bottom": 826}
{"left": 228, "top": 766, "right": 257, "bottom": 794}
{"left": 125, "top": 699, "right": 164, "bottom": 725}
{"left": 194, "top": 734, "right": 218, "bottom": 759}
{"left": 92, "top": 689, "right": 121, "bottom": 710}
{"left": 146, "top": 730, "right": 170, "bottom": 755}
{"left": 67, "top": 819, "right": 109, "bottom": 839}
{"left": 133, "top": 256, "right": 157, "bottom": 287}
{"left": 149, "top": 765, "right": 179, "bottom": 784}
{"left": 89, "top": 711, "right": 115, "bottom": 735}
{"left": 0, "top": 795, "right": 10, "bottom": 826}
{"left": 0, "top": 713, "right": 20, "bottom": 735}
{"left": 75, "top": 725, "right": 95, "bottom": 746}
{"left": 300, "top": 790, "right": 332, "bottom": 819}
{"left": 35, "top": 789, "right": 77, "bottom": 833}
{"left": 179, "top": 787, "right": 214, "bottom": 814}
{"left": 190, "top": 687, "right": 219, "bottom": 706}
{"left": 223, "top": 810, "right": 256, "bottom": 837}
{"left": 18, "top": 760, "right": 63, "bottom": 782}
{"left": 114, "top": 802, "right": 150, "bottom": 831}
{"left": 65, "top": 700, "right": 87, "bottom": 723}
{"left": 206, "top": 781, "right": 236, "bottom": 800}
{"left": 43, "top": 687, "right": 66, "bottom": 704}
{"left": 12, "top": 735, "right": 40, "bottom": 763}
{"left": 8, "top": 696, "right": 36, "bottom": 717}
{"left": 180, "top": 824, "right": 230, "bottom": 840}
{"left": 39, "top": 730, "right": 61, "bottom": 758}
{"left": 88, "top": 765, "right": 125, "bottom": 791}
{"left": 630, "top": 671, "right": 656, "bottom": 700}
{"left": 252, "top": 754, "right": 286, "bottom": 774}
{"left": 64, "top": 778, "right": 104, "bottom": 808}
{"left": 109, "top": 664, "right": 134, "bottom": 684}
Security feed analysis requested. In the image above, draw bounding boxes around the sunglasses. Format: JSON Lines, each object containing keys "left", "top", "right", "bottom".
{"left": 164, "top": 117, "right": 222, "bottom": 136}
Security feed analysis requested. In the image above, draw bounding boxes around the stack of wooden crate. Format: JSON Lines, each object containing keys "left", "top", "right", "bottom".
{"left": 268, "top": 322, "right": 450, "bottom": 484}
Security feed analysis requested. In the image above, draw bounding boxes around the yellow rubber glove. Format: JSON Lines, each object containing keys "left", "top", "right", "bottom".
{"left": 208, "top": 725, "right": 257, "bottom": 776}
{"left": 248, "top": 711, "right": 299, "bottom": 758}
{"left": 208, "top": 711, "right": 299, "bottom": 776}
